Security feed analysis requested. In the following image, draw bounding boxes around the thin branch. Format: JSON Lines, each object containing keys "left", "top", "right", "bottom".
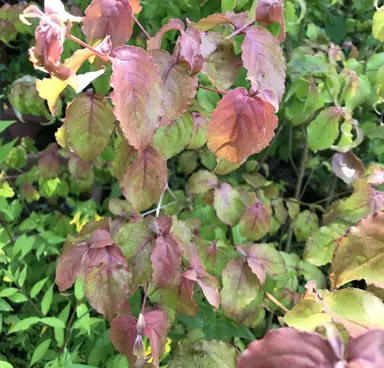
{"left": 288, "top": 124, "right": 298, "bottom": 174}
{"left": 156, "top": 183, "right": 168, "bottom": 217}
{"left": 265, "top": 292, "right": 289, "bottom": 313}
{"left": 141, "top": 200, "right": 180, "bottom": 217}
{"left": 285, "top": 198, "right": 325, "bottom": 213}
{"left": 285, "top": 127, "right": 308, "bottom": 252}
{"left": 141, "top": 282, "right": 149, "bottom": 314}
{"left": 199, "top": 85, "right": 227, "bottom": 95}
{"left": 133, "top": 14, "right": 150, "bottom": 39}
{"left": 65, "top": 32, "right": 110, "bottom": 62}
{"left": 225, "top": 18, "right": 256, "bottom": 40}
{"left": 0, "top": 217, "right": 14, "bottom": 246}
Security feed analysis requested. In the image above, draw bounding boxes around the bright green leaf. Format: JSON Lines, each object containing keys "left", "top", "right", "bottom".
{"left": 30, "top": 339, "right": 51, "bottom": 366}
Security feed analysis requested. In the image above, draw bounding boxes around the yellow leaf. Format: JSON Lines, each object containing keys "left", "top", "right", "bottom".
{"left": 36, "top": 47, "right": 101, "bottom": 115}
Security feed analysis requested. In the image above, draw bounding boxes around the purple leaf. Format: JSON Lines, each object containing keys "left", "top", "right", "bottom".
{"left": 238, "top": 328, "right": 339, "bottom": 368}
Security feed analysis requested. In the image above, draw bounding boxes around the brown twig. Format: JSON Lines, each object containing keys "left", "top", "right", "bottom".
{"left": 225, "top": 18, "right": 256, "bottom": 40}
{"left": 265, "top": 292, "right": 289, "bottom": 313}
{"left": 133, "top": 14, "right": 151, "bottom": 40}
{"left": 65, "top": 32, "right": 110, "bottom": 62}
{"left": 199, "top": 85, "right": 227, "bottom": 95}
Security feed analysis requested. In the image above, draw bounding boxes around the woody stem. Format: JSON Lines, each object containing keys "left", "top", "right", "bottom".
{"left": 265, "top": 292, "right": 289, "bottom": 314}
{"left": 65, "top": 32, "right": 110, "bottom": 62}
{"left": 141, "top": 282, "right": 149, "bottom": 314}
{"left": 199, "top": 85, "right": 227, "bottom": 94}
{"left": 225, "top": 18, "right": 256, "bottom": 40}
{"left": 133, "top": 14, "right": 151, "bottom": 39}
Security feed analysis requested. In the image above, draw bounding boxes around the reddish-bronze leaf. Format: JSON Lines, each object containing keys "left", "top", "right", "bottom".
{"left": 174, "top": 27, "right": 203, "bottom": 75}
{"left": 207, "top": 88, "right": 278, "bottom": 163}
{"left": 38, "top": 144, "right": 60, "bottom": 179}
{"left": 238, "top": 328, "right": 339, "bottom": 368}
{"left": 55, "top": 242, "right": 89, "bottom": 292}
{"left": 346, "top": 330, "right": 384, "bottom": 366}
{"left": 256, "top": 0, "right": 286, "bottom": 42}
{"left": 221, "top": 258, "right": 261, "bottom": 320}
{"left": 65, "top": 92, "right": 116, "bottom": 161}
{"left": 238, "top": 243, "right": 286, "bottom": 284}
{"left": 201, "top": 32, "right": 242, "bottom": 91}
{"left": 110, "top": 314, "right": 138, "bottom": 366}
{"left": 151, "top": 50, "right": 198, "bottom": 124}
{"left": 120, "top": 146, "right": 167, "bottom": 212}
{"left": 241, "top": 26, "right": 286, "bottom": 101}
{"left": 239, "top": 200, "right": 271, "bottom": 241}
{"left": 147, "top": 18, "right": 185, "bottom": 51}
{"left": 110, "top": 46, "right": 163, "bottom": 151}
{"left": 85, "top": 244, "right": 131, "bottom": 320}
{"left": 82, "top": 0, "right": 133, "bottom": 48}
{"left": 151, "top": 232, "right": 181, "bottom": 289}
{"left": 110, "top": 310, "right": 169, "bottom": 367}
{"left": 142, "top": 310, "right": 170, "bottom": 366}
{"left": 190, "top": 11, "right": 248, "bottom": 31}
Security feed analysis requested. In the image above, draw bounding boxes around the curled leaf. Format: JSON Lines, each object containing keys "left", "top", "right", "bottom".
{"left": 332, "top": 152, "right": 364, "bottom": 184}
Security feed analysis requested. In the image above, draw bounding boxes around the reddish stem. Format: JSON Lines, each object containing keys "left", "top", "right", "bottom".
{"left": 65, "top": 32, "right": 110, "bottom": 62}
{"left": 133, "top": 14, "right": 150, "bottom": 40}
{"left": 225, "top": 18, "right": 256, "bottom": 40}
{"left": 199, "top": 85, "right": 227, "bottom": 95}
{"left": 141, "top": 281, "right": 149, "bottom": 314}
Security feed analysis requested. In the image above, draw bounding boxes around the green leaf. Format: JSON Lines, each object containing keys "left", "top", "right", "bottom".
{"left": 283, "top": 298, "right": 332, "bottom": 331}
{"left": 0, "top": 298, "right": 13, "bottom": 312}
{"left": 65, "top": 92, "right": 116, "bottom": 161}
{"left": 373, "top": 6, "right": 384, "bottom": 41}
{"left": 0, "top": 288, "right": 19, "bottom": 298}
{"left": 41, "top": 283, "right": 54, "bottom": 316}
{"left": 186, "top": 170, "right": 218, "bottom": 195}
{"left": 0, "top": 139, "right": 17, "bottom": 165}
{"left": 221, "top": 258, "right": 261, "bottom": 321}
{"left": 0, "top": 362, "right": 14, "bottom": 368}
{"left": 307, "top": 106, "right": 343, "bottom": 152}
{"left": 287, "top": 55, "right": 328, "bottom": 79}
{"left": 8, "top": 317, "right": 41, "bottom": 334}
{"left": 213, "top": 183, "right": 245, "bottom": 226}
{"left": 321, "top": 288, "right": 384, "bottom": 337}
{"left": 0, "top": 181, "right": 15, "bottom": 198}
{"left": 239, "top": 201, "right": 271, "bottom": 241}
{"left": 304, "top": 223, "right": 348, "bottom": 266}
{"left": 30, "top": 339, "right": 51, "bottom": 366}
{"left": 30, "top": 277, "right": 48, "bottom": 298}
{"left": 221, "top": 0, "right": 236, "bottom": 12}
{"left": 152, "top": 112, "right": 194, "bottom": 159}
{"left": 40, "top": 317, "right": 66, "bottom": 329}
{"left": 18, "top": 265, "right": 27, "bottom": 288}
{"left": 115, "top": 220, "right": 155, "bottom": 293}
{"left": 293, "top": 210, "right": 319, "bottom": 242}
{"left": 75, "top": 279, "right": 85, "bottom": 300}
{"left": 298, "top": 261, "right": 326, "bottom": 289}
{"left": 168, "top": 340, "right": 237, "bottom": 368}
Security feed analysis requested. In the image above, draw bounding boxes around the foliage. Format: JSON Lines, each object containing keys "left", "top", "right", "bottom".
{"left": 0, "top": 0, "right": 384, "bottom": 367}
